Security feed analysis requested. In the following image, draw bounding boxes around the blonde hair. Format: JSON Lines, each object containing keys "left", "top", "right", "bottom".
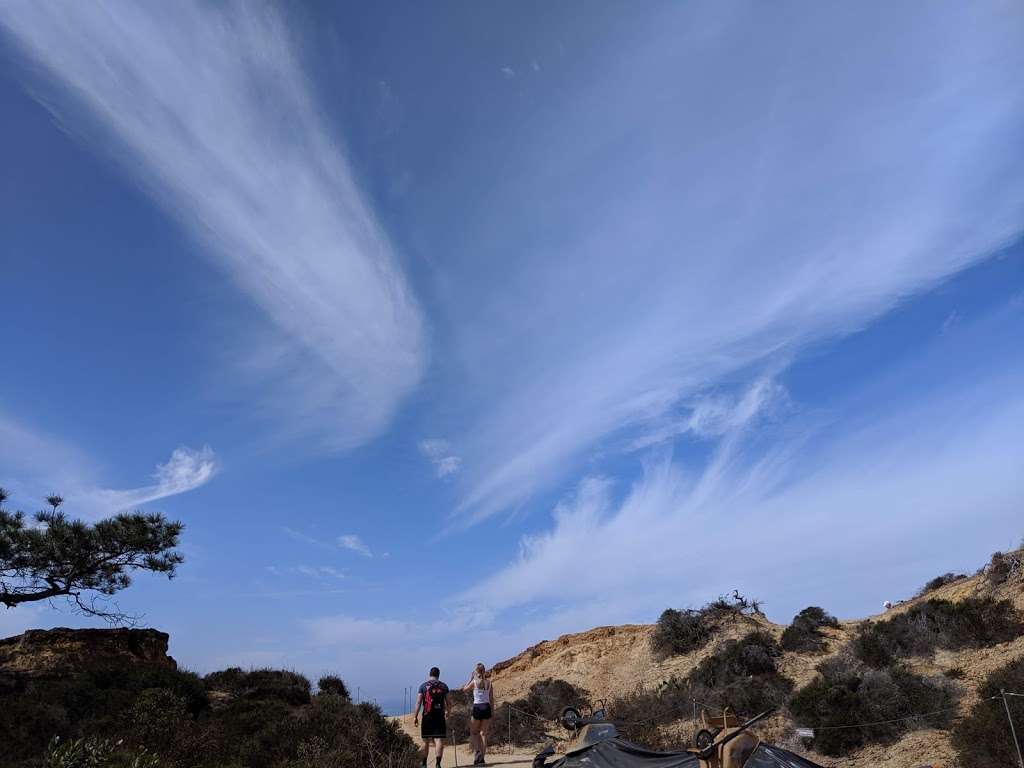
{"left": 473, "top": 662, "right": 490, "bottom": 689}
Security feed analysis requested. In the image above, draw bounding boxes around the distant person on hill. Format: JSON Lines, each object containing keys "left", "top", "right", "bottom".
{"left": 414, "top": 666, "right": 451, "bottom": 768}
{"left": 462, "top": 662, "right": 496, "bottom": 766}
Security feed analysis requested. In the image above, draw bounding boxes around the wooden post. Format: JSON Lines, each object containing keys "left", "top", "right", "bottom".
{"left": 1003, "top": 689, "right": 1024, "bottom": 768}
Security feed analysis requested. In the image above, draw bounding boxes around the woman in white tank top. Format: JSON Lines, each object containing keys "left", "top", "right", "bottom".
{"left": 462, "top": 662, "right": 496, "bottom": 766}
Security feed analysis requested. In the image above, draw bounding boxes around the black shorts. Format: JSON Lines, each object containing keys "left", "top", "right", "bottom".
{"left": 472, "top": 704, "right": 492, "bottom": 721}
{"left": 422, "top": 711, "right": 447, "bottom": 738}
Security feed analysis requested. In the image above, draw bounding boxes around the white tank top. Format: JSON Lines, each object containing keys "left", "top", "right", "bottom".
{"left": 473, "top": 679, "right": 491, "bottom": 705}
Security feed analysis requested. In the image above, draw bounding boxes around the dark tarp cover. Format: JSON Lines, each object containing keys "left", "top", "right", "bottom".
{"left": 543, "top": 738, "right": 825, "bottom": 768}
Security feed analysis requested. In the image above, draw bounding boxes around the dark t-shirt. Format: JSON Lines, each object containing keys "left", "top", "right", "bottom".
{"left": 419, "top": 678, "right": 449, "bottom": 714}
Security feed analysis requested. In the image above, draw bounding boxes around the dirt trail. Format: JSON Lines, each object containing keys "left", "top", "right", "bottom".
{"left": 394, "top": 714, "right": 548, "bottom": 768}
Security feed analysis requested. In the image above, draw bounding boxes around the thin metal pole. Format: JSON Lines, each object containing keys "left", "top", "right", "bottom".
{"left": 1003, "top": 689, "right": 1024, "bottom": 768}
{"left": 509, "top": 706, "right": 513, "bottom": 755}
{"left": 452, "top": 727, "right": 459, "bottom": 767}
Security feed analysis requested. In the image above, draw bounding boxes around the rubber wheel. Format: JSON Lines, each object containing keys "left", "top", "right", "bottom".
{"left": 694, "top": 729, "right": 715, "bottom": 750}
{"left": 561, "top": 707, "right": 581, "bottom": 730}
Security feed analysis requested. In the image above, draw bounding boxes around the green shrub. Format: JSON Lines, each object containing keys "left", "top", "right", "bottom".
{"left": 204, "top": 667, "right": 311, "bottom": 706}
{"left": 123, "top": 688, "right": 201, "bottom": 767}
{"left": 0, "top": 665, "right": 415, "bottom": 768}
{"left": 612, "top": 632, "right": 793, "bottom": 749}
{"left": 686, "top": 631, "right": 793, "bottom": 716}
{"left": 42, "top": 736, "right": 159, "bottom": 768}
{"left": 920, "top": 572, "right": 966, "bottom": 594}
{"left": 487, "top": 678, "right": 590, "bottom": 747}
{"left": 852, "top": 598, "right": 1023, "bottom": 667}
{"left": 651, "top": 593, "right": 761, "bottom": 658}
{"left": 985, "top": 550, "right": 1023, "bottom": 586}
{"left": 0, "top": 665, "right": 208, "bottom": 766}
{"left": 316, "top": 675, "right": 350, "bottom": 700}
{"left": 952, "top": 657, "right": 1024, "bottom": 768}
{"left": 521, "top": 678, "right": 589, "bottom": 720}
{"left": 277, "top": 697, "right": 416, "bottom": 768}
{"left": 781, "top": 607, "right": 840, "bottom": 653}
{"left": 790, "top": 654, "right": 959, "bottom": 756}
{"left": 609, "top": 681, "right": 689, "bottom": 750}
{"left": 652, "top": 609, "right": 713, "bottom": 657}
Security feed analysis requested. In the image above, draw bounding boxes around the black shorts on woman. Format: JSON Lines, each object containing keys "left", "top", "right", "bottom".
{"left": 472, "top": 704, "right": 492, "bottom": 720}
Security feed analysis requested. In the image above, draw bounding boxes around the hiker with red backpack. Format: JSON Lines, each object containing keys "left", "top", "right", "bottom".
{"left": 414, "top": 666, "right": 451, "bottom": 768}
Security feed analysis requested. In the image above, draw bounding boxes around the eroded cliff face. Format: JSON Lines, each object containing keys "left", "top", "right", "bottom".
{"left": 0, "top": 627, "right": 176, "bottom": 684}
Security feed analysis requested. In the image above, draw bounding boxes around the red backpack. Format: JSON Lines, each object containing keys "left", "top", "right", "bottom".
{"left": 424, "top": 680, "right": 448, "bottom": 713}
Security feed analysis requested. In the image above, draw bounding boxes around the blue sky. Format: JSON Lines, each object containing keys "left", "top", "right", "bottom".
{"left": 1, "top": 2, "right": 1023, "bottom": 711}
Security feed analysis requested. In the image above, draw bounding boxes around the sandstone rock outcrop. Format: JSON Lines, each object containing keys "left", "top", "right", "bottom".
{"left": 0, "top": 627, "right": 176, "bottom": 684}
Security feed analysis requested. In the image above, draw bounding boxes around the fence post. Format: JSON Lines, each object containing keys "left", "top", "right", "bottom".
{"left": 452, "top": 727, "right": 459, "bottom": 767}
{"left": 509, "top": 706, "right": 513, "bottom": 755}
{"left": 1003, "top": 689, "right": 1024, "bottom": 768}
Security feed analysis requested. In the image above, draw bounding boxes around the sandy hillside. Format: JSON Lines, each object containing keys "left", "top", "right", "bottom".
{"left": 487, "top": 553, "right": 1024, "bottom": 768}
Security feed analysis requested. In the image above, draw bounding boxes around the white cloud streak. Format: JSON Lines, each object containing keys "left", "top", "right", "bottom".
{"left": 459, "top": 337, "right": 1024, "bottom": 622}
{"left": 419, "top": 438, "right": 462, "bottom": 478}
{"left": 437, "top": 3, "right": 1024, "bottom": 523}
{"left": 0, "top": 414, "right": 217, "bottom": 518}
{"left": 267, "top": 564, "right": 346, "bottom": 581}
{"left": 84, "top": 445, "right": 218, "bottom": 513}
{"left": 0, "top": 2, "right": 426, "bottom": 450}
{"left": 338, "top": 534, "right": 372, "bottom": 557}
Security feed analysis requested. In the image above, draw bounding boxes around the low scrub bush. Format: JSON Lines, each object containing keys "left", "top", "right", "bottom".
{"left": 919, "top": 572, "right": 966, "bottom": 595}
{"left": 0, "top": 666, "right": 415, "bottom": 768}
{"left": 613, "top": 633, "right": 793, "bottom": 749}
{"left": 204, "top": 667, "right": 311, "bottom": 706}
{"left": 316, "top": 674, "right": 350, "bottom": 700}
{"left": 985, "top": 549, "right": 1023, "bottom": 586}
{"left": 780, "top": 607, "right": 840, "bottom": 653}
{"left": 687, "top": 631, "right": 793, "bottom": 716}
{"left": 651, "top": 592, "right": 762, "bottom": 658}
{"left": 0, "top": 665, "right": 208, "bottom": 766}
{"left": 489, "top": 678, "right": 590, "bottom": 747}
{"left": 852, "top": 597, "right": 1023, "bottom": 667}
{"left": 952, "top": 657, "right": 1024, "bottom": 768}
{"left": 42, "top": 736, "right": 159, "bottom": 768}
{"left": 789, "top": 654, "right": 959, "bottom": 757}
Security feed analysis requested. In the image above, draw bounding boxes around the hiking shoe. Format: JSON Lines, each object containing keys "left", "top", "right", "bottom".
{"left": 474, "top": 756, "right": 486, "bottom": 766}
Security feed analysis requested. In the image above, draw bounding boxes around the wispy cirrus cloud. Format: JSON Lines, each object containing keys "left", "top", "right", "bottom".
{"left": 437, "top": 2, "right": 1024, "bottom": 523}
{"left": 338, "top": 534, "right": 372, "bottom": 558}
{"left": 627, "top": 377, "right": 788, "bottom": 451}
{"left": 418, "top": 439, "right": 462, "bottom": 479}
{"left": 0, "top": 2, "right": 425, "bottom": 450}
{"left": 282, "top": 528, "right": 373, "bottom": 558}
{"left": 266, "top": 564, "right": 346, "bottom": 581}
{"left": 0, "top": 413, "right": 217, "bottom": 518}
{"left": 85, "top": 446, "right": 218, "bottom": 513}
{"left": 458, "top": 310, "right": 1024, "bottom": 621}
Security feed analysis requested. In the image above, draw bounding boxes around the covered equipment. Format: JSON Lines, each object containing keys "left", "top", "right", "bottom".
{"left": 540, "top": 737, "right": 824, "bottom": 768}
{"left": 537, "top": 708, "right": 826, "bottom": 768}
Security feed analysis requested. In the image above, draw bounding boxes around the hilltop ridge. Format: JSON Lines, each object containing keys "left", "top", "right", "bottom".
{"left": 488, "top": 548, "right": 1024, "bottom": 767}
